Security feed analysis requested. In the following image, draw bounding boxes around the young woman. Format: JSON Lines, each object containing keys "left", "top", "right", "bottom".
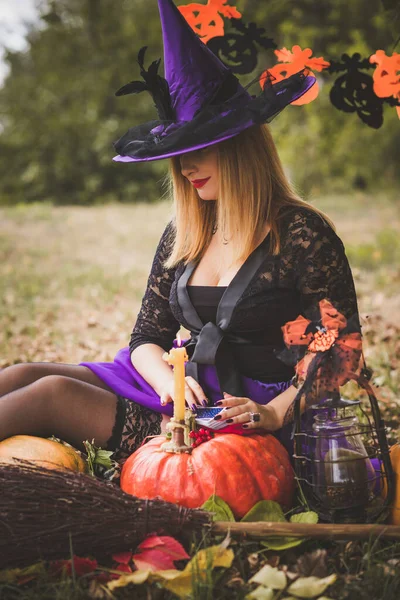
{"left": 0, "top": 0, "right": 361, "bottom": 462}
{"left": 0, "top": 123, "right": 359, "bottom": 462}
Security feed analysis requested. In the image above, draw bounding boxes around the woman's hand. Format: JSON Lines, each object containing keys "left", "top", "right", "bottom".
{"left": 214, "top": 392, "right": 281, "bottom": 431}
{"left": 160, "top": 376, "right": 208, "bottom": 411}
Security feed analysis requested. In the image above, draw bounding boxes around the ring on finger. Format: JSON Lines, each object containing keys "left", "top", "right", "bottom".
{"left": 248, "top": 411, "right": 261, "bottom": 423}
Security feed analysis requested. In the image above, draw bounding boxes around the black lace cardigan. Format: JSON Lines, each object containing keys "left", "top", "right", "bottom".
{"left": 129, "top": 206, "right": 360, "bottom": 396}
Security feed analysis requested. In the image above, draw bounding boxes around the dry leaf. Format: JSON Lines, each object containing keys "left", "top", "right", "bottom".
{"left": 163, "top": 544, "right": 234, "bottom": 598}
{"left": 87, "top": 579, "right": 114, "bottom": 599}
{"left": 250, "top": 564, "right": 287, "bottom": 589}
{"left": 295, "top": 550, "right": 328, "bottom": 578}
{"left": 246, "top": 586, "right": 275, "bottom": 600}
{"left": 107, "top": 542, "right": 234, "bottom": 598}
{"left": 107, "top": 569, "right": 153, "bottom": 590}
{"left": 287, "top": 574, "right": 337, "bottom": 598}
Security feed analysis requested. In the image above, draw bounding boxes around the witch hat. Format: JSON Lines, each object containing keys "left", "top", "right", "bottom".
{"left": 113, "top": 0, "right": 315, "bottom": 163}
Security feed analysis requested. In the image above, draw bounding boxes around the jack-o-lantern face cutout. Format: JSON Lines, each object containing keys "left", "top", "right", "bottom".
{"left": 370, "top": 50, "right": 400, "bottom": 119}
{"left": 207, "top": 19, "right": 277, "bottom": 75}
{"left": 179, "top": 0, "right": 241, "bottom": 44}
{"left": 260, "top": 45, "right": 330, "bottom": 105}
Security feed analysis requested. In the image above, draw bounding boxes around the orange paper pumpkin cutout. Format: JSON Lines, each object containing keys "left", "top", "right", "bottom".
{"left": 179, "top": 0, "right": 242, "bottom": 44}
{"left": 260, "top": 45, "right": 330, "bottom": 105}
{"left": 370, "top": 50, "right": 400, "bottom": 119}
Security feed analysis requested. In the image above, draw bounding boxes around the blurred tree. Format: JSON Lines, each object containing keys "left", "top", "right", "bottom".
{"left": 0, "top": 0, "right": 398, "bottom": 205}
{"left": 0, "top": 0, "right": 166, "bottom": 205}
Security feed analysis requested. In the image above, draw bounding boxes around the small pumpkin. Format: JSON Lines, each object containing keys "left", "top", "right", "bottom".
{"left": 382, "top": 443, "right": 400, "bottom": 525}
{"left": 0, "top": 435, "right": 87, "bottom": 472}
{"left": 120, "top": 433, "right": 294, "bottom": 519}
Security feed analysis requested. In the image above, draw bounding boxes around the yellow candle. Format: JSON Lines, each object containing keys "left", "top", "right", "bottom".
{"left": 163, "top": 340, "right": 188, "bottom": 422}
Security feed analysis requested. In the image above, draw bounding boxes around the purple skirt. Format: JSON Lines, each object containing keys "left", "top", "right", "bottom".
{"left": 81, "top": 346, "right": 291, "bottom": 415}
{"left": 80, "top": 346, "right": 295, "bottom": 453}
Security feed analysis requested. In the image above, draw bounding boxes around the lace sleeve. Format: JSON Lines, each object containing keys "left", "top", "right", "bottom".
{"left": 129, "top": 221, "right": 181, "bottom": 354}
{"left": 292, "top": 210, "right": 360, "bottom": 323}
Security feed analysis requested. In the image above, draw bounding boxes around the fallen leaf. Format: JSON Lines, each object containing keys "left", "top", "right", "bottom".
{"left": 107, "top": 569, "right": 153, "bottom": 590}
{"left": 202, "top": 494, "right": 236, "bottom": 522}
{"left": 88, "top": 579, "right": 114, "bottom": 599}
{"left": 287, "top": 574, "right": 337, "bottom": 598}
{"left": 163, "top": 543, "right": 234, "bottom": 598}
{"left": 132, "top": 535, "right": 190, "bottom": 571}
{"left": 115, "top": 564, "right": 132, "bottom": 573}
{"left": 249, "top": 564, "right": 287, "bottom": 589}
{"left": 241, "top": 500, "right": 286, "bottom": 523}
{"left": 137, "top": 535, "right": 166, "bottom": 549}
{"left": 133, "top": 549, "right": 182, "bottom": 571}
{"left": 295, "top": 550, "right": 328, "bottom": 578}
{"left": 49, "top": 556, "right": 98, "bottom": 578}
{"left": 0, "top": 563, "right": 46, "bottom": 585}
{"left": 260, "top": 511, "right": 318, "bottom": 550}
{"left": 290, "top": 512, "right": 318, "bottom": 525}
{"left": 111, "top": 551, "right": 132, "bottom": 565}
{"left": 106, "top": 542, "right": 234, "bottom": 598}
{"left": 246, "top": 586, "right": 275, "bottom": 599}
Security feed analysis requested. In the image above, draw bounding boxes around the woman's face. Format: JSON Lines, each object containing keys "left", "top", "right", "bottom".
{"left": 179, "top": 146, "right": 219, "bottom": 201}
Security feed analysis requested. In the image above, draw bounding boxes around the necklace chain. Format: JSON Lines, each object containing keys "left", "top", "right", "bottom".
{"left": 212, "top": 223, "right": 229, "bottom": 245}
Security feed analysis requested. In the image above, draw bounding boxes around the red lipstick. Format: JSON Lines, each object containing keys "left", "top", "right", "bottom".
{"left": 191, "top": 177, "right": 210, "bottom": 189}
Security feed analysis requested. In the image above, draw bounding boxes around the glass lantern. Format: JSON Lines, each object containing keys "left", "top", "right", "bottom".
{"left": 293, "top": 392, "right": 394, "bottom": 523}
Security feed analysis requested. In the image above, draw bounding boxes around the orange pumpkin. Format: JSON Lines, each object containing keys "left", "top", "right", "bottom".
{"left": 0, "top": 435, "right": 87, "bottom": 472}
{"left": 120, "top": 433, "right": 294, "bottom": 519}
{"left": 382, "top": 443, "right": 400, "bottom": 525}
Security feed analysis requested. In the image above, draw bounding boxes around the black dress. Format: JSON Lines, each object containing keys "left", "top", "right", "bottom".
{"left": 128, "top": 206, "right": 360, "bottom": 398}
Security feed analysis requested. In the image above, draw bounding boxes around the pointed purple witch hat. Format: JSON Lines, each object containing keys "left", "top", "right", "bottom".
{"left": 113, "top": 0, "right": 316, "bottom": 163}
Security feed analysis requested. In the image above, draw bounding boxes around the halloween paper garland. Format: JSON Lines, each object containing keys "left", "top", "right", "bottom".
{"left": 178, "top": 2, "right": 400, "bottom": 128}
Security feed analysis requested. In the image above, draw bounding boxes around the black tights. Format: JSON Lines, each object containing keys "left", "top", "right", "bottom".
{"left": 0, "top": 363, "right": 118, "bottom": 451}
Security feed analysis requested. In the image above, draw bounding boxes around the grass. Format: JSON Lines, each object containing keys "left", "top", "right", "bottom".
{"left": 0, "top": 193, "right": 399, "bottom": 599}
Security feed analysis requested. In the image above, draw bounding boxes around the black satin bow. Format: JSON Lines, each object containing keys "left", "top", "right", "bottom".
{"left": 176, "top": 233, "right": 273, "bottom": 397}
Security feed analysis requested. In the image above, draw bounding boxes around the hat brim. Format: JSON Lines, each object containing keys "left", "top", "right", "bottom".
{"left": 113, "top": 71, "right": 316, "bottom": 164}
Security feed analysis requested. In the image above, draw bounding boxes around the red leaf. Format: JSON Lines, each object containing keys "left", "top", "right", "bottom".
{"left": 133, "top": 549, "right": 178, "bottom": 571}
{"left": 132, "top": 535, "right": 190, "bottom": 572}
{"left": 49, "top": 556, "right": 98, "bottom": 578}
{"left": 111, "top": 551, "right": 132, "bottom": 564}
{"left": 138, "top": 535, "right": 189, "bottom": 559}
{"left": 115, "top": 564, "right": 132, "bottom": 573}
{"left": 138, "top": 535, "right": 166, "bottom": 549}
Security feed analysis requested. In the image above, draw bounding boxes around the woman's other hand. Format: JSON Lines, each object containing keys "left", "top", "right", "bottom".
{"left": 214, "top": 392, "right": 281, "bottom": 431}
{"left": 160, "top": 376, "right": 208, "bottom": 411}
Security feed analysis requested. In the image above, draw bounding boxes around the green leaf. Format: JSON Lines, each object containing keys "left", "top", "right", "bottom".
{"left": 201, "top": 495, "right": 235, "bottom": 522}
{"left": 83, "top": 439, "right": 117, "bottom": 477}
{"left": 94, "top": 449, "right": 115, "bottom": 468}
{"left": 290, "top": 512, "right": 319, "bottom": 524}
{"left": 287, "top": 574, "right": 337, "bottom": 598}
{"left": 241, "top": 500, "right": 286, "bottom": 523}
{"left": 260, "top": 511, "right": 319, "bottom": 550}
{"left": 261, "top": 537, "right": 305, "bottom": 551}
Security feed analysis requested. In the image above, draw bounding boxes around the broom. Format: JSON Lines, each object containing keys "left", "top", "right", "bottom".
{"left": 0, "top": 461, "right": 211, "bottom": 569}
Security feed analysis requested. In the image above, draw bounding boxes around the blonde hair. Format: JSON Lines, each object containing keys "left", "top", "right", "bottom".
{"left": 164, "top": 124, "right": 334, "bottom": 272}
